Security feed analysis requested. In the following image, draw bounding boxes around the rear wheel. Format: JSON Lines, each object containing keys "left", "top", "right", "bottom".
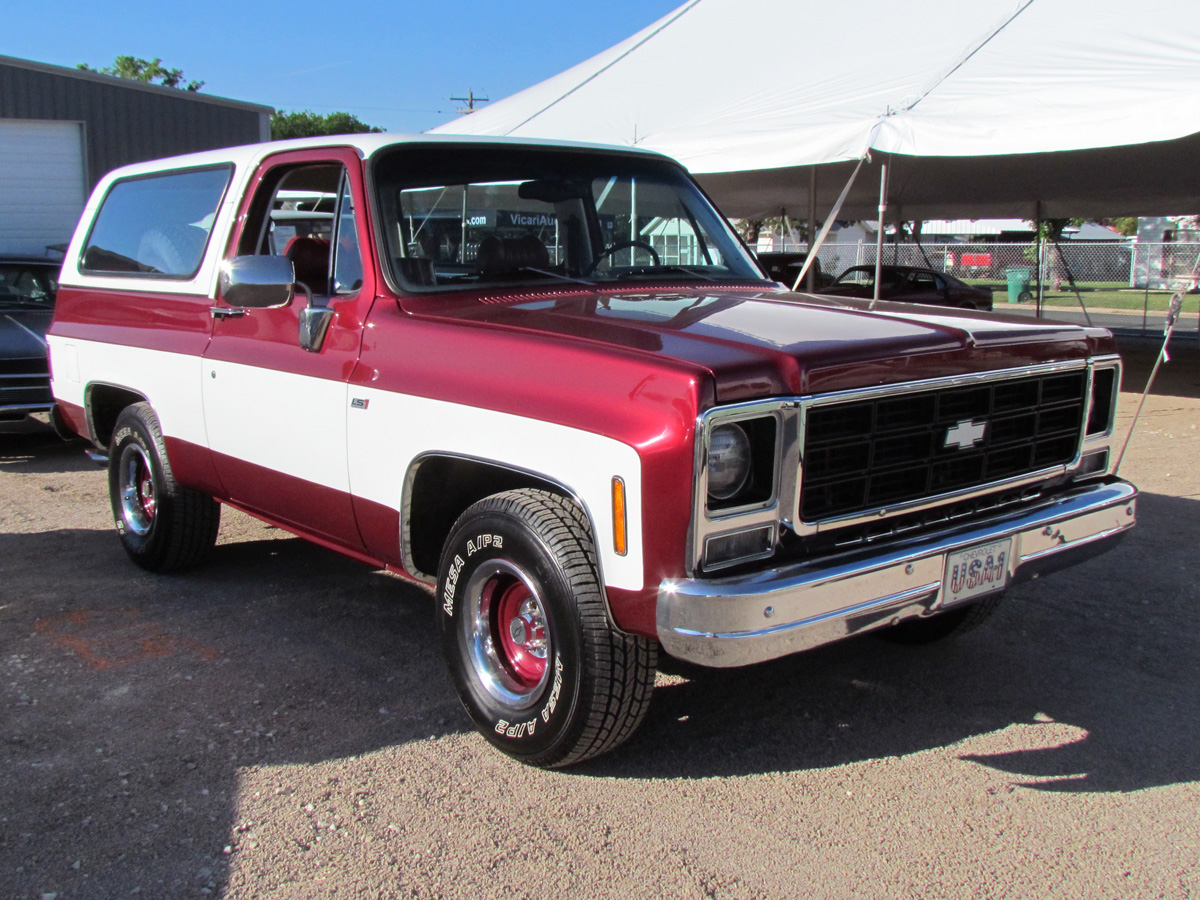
{"left": 437, "top": 489, "right": 656, "bottom": 767}
{"left": 876, "top": 593, "right": 1005, "bottom": 645}
{"left": 108, "top": 403, "right": 220, "bottom": 572}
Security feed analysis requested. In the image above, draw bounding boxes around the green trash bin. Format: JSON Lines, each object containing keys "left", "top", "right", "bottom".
{"left": 1005, "top": 267, "right": 1033, "bottom": 303}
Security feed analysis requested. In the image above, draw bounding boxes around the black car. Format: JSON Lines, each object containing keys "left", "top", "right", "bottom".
{"left": 755, "top": 251, "right": 835, "bottom": 289}
{"left": 819, "top": 264, "right": 994, "bottom": 310}
{"left": 0, "top": 257, "right": 60, "bottom": 421}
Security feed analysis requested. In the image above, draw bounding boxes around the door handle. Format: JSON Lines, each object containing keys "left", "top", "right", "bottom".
{"left": 210, "top": 307, "right": 248, "bottom": 319}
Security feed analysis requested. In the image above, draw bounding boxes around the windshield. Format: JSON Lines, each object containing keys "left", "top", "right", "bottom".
{"left": 0, "top": 262, "right": 59, "bottom": 309}
{"left": 372, "top": 145, "right": 766, "bottom": 291}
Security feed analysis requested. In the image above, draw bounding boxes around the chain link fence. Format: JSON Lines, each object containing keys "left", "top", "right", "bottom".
{"left": 766, "top": 239, "right": 1200, "bottom": 338}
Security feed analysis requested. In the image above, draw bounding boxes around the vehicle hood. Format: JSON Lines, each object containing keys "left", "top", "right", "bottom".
{"left": 0, "top": 309, "right": 52, "bottom": 361}
{"left": 408, "top": 286, "right": 1113, "bottom": 403}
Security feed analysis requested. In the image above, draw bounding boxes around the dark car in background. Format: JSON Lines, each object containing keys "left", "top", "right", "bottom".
{"left": 819, "top": 264, "right": 994, "bottom": 310}
{"left": 755, "top": 251, "right": 835, "bottom": 289}
{"left": 0, "top": 257, "right": 60, "bottom": 421}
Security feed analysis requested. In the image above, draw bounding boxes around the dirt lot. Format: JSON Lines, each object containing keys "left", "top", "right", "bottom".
{"left": 3, "top": 336, "right": 1199, "bottom": 900}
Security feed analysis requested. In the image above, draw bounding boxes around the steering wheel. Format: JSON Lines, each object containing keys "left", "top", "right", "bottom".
{"left": 586, "top": 240, "right": 660, "bottom": 274}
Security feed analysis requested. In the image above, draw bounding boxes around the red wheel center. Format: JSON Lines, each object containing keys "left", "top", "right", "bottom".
{"left": 493, "top": 580, "right": 548, "bottom": 689}
{"left": 139, "top": 471, "right": 156, "bottom": 517}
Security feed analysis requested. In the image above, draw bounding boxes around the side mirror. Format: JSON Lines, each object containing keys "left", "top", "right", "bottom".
{"left": 219, "top": 256, "right": 295, "bottom": 308}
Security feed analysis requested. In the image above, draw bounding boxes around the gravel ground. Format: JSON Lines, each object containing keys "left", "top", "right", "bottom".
{"left": 2, "top": 336, "right": 1198, "bottom": 900}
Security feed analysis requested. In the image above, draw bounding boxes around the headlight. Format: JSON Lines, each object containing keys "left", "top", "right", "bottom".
{"left": 708, "top": 424, "right": 752, "bottom": 501}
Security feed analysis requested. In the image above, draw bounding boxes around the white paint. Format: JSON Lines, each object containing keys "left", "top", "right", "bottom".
{"left": 348, "top": 384, "right": 645, "bottom": 590}
{"left": 202, "top": 359, "right": 350, "bottom": 494}
{"left": 47, "top": 336, "right": 210, "bottom": 449}
{"left": 49, "top": 334, "right": 646, "bottom": 591}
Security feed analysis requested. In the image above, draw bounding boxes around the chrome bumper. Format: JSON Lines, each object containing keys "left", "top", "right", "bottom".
{"left": 657, "top": 480, "right": 1136, "bottom": 668}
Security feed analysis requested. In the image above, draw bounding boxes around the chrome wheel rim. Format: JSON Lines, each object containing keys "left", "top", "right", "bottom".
{"left": 461, "top": 560, "right": 550, "bottom": 710}
{"left": 117, "top": 443, "right": 156, "bottom": 537}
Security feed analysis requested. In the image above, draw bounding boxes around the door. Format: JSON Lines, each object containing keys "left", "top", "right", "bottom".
{"left": 201, "top": 148, "right": 374, "bottom": 549}
{"left": 0, "top": 120, "right": 85, "bottom": 255}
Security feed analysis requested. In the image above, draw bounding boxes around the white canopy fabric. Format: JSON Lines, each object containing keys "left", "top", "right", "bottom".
{"left": 433, "top": 0, "right": 1200, "bottom": 220}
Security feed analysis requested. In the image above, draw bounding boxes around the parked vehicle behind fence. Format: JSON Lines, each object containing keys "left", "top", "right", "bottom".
{"left": 821, "top": 264, "right": 995, "bottom": 310}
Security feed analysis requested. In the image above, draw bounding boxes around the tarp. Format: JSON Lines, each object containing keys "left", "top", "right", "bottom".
{"left": 433, "top": 0, "right": 1200, "bottom": 220}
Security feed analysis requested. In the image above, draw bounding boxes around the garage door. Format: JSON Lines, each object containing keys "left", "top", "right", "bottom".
{"left": 0, "top": 120, "right": 86, "bottom": 256}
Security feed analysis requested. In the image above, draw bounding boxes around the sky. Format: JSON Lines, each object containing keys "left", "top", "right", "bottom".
{"left": 2, "top": 0, "right": 683, "bottom": 134}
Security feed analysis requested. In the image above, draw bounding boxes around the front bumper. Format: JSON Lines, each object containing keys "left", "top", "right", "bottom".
{"left": 657, "top": 479, "right": 1136, "bottom": 667}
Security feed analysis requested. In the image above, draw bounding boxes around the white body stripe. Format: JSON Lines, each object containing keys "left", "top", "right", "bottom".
{"left": 347, "top": 385, "right": 644, "bottom": 591}
{"left": 49, "top": 335, "right": 645, "bottom": 591}
{"left": 48, "top": 337, "right": 210, "bottom": 450}
{"left": 203, "top": 359, "right": 351, "bottom": 494}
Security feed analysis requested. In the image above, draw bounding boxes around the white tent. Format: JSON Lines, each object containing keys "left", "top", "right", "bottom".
{"left": 433, "top": 0, "right": 1200, "bottom": 221}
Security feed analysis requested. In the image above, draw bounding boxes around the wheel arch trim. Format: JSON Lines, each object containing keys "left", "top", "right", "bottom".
{"left": 401, "top": 452, "right": 626, "bottom": 630}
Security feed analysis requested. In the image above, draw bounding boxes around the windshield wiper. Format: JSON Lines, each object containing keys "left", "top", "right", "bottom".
{"left": 510, "top": 267, "right": 596, "bottom": 287}
{"left": 608, "top": 265, "right": 723, "bottom": 283}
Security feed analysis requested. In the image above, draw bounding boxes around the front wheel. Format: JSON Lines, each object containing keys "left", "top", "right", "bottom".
{"left": 437, "top": 489, "right": 656, "bottom": 767}
{"left": 108, "top": 403, "right": 220, "bottom": 572}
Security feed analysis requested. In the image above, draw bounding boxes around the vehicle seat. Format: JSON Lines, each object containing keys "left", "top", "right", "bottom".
{"left": 476, "top": 235, "right": 550, "bottom": 276}
{"left": 287, "top": 237, "right": 331, "bottom": 294}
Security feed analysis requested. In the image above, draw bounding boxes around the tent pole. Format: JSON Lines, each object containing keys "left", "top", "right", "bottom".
{"left": 1034, "top": 201, "right": 1044, "bottom": 318}
{"left": 807, "top": 168, "right": 818, "bottom": 291}
{"left": 871, "top": 163, "right": 889, "bottom": 309}
{"left": 892, "top": 205, "right": 901, "bottom": 265}
{"left": 792, "top": 155, "right": 868, "bottom": 291}
{"left": 1054, "top": 240, "right": 1093, "bottom": 327}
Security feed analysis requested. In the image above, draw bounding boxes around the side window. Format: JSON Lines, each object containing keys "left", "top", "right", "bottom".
{"left": 332, "top": 175, "right": 363, "bottom": 294}
{"left": 911, "top": 272, "right": 937, "bottom": 292}
{"left": 81, "top": 166, "right": 231, "bottom": 278}
{"left": 239, "top": 163, "right": 361, "bottom": 297}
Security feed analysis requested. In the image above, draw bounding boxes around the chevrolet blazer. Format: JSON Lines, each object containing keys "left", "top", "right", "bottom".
{"left": 47, "top": 135, "right": 1136, "bottom": 766}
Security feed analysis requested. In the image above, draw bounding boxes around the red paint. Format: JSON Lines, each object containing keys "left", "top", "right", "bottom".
{"left": 54, "top": 400, "right": 88, "bottom": 441}
{"left": 493, "top": 577, "right": 548, "bottom": 688}
{"left": 201, "top": 147, "right": 378, "bottom": 550}
{"left": 48, "top": 285, "right": 214, "bottom": 356}
{"left": 354, "top": 496, "right": 403, "bottom": 568}
{"left": 34, "top": 609, "right": 220, "bottom": 670}
{"left": 210, "top": 450, "right": 364, "bottom": 550}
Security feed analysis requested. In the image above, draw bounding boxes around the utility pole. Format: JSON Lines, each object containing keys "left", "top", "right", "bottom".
{"left": 451, "top": 90, "right": 489, "bottom": 115}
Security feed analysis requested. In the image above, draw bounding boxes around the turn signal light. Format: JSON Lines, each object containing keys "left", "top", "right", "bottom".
{"left": 612, "top": 476, "right": 628, "bottom": 557}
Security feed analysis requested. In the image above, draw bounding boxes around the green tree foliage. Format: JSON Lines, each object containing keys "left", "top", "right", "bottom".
{"left": 271, "top": 110, "right": 384, "bottom": 140}
{"left": 77, "top": 56, "right": 203, "bottom": 91}
{"left": 1090, "top": 217, "right": 1138, "bottom": 237}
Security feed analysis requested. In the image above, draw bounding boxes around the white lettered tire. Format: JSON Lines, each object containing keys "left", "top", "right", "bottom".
{"left": 437, "top": 489, "right": 656, "bottom": 767}
{"left": 108, "top": 403, "right": 220, "bottom": 572}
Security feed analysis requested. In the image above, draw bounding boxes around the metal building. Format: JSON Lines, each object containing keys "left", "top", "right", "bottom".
{"left": 0, "top": 54, "right": 272, "bottom": 257}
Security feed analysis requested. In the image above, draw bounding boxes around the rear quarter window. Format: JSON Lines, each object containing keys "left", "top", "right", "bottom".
{"left": 80, "top": 165, "right": 233, "bottom": 279}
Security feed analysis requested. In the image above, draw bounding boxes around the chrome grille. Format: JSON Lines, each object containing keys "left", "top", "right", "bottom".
{"left": 800, "top": 371, "right": 1086, "bottom": 522}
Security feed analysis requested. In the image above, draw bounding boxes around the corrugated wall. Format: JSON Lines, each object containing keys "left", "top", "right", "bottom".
{"left": 0, "top": 57, "right": 272, "bottom": 191}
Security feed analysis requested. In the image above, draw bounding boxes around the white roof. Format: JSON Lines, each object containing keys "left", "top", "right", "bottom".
{"left": 433, "top": 0, "right": 1200, "bottom": 220}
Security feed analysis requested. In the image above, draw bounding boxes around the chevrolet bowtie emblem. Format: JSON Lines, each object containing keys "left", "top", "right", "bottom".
{"left": 945, "top": 419, "right": 987, "bottom": 450}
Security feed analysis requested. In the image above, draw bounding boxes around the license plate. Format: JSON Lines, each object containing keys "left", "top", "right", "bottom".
{"left": 943, "top": 538, "right": 1012, "bottom": 605}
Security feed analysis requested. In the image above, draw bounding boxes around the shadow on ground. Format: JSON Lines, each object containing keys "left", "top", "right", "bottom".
{"left": 1, "top": 528, "right": 463, "bottom": 899}
{"left": 586, "top": 491, "right": 1197, "bottom": 791}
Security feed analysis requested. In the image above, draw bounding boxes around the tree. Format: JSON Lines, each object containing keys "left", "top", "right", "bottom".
{"left": 1092, "top": 217, "right": 1138, "bottom": 237}
{"left": 271, "top": 110, "right": 384, "bottom": 140}
{"left": 77, "top": 56, "right": 203, "bottom": 91}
